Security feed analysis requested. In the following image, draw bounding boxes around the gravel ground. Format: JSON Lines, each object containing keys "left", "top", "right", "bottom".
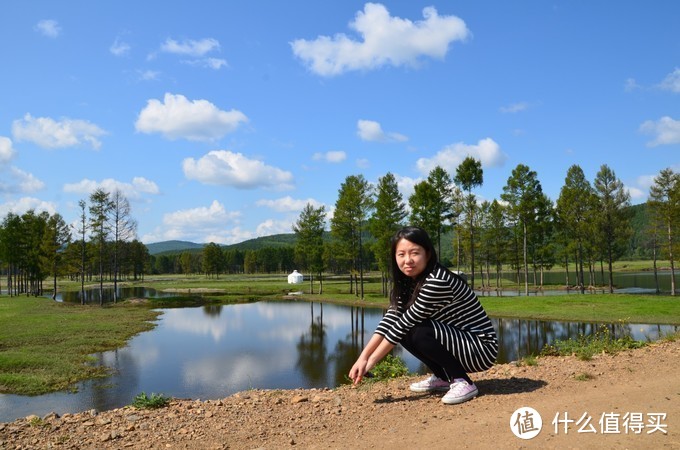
{"left": 1, "top": 339, "right": 678, "bottom": 449}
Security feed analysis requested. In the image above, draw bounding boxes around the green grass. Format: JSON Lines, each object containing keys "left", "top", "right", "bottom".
{"left": 540, "top": 324, "right": 647, "bottom": 360}
{"left": 131, "top": 392, "right": 170, "bottom": 409}
{"left": 479, "top": 294, "right": 680, "bottom": 325}
{"left": 0, "top": 296, "right": 160, "bottom": 395}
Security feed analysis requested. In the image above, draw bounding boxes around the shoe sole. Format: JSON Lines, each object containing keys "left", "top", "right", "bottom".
{"left": 441, "top": 388, "right": 479, "bottom": 404}
{"left": 409, "top": 385, "right": 450, "bottom": 393}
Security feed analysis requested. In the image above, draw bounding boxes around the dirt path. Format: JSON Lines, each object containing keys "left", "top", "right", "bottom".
{"left": 1, "top": 339, "right": 678, "bottom": 449}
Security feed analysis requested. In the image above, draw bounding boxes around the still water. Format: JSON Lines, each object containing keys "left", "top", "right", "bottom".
{"left": 0, "top": 300, "right": 676, "bottom": 422}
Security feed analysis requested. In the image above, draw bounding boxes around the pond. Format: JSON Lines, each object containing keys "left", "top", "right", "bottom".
{"left": 0, "top": 300, "right": 676, "bottom": 423}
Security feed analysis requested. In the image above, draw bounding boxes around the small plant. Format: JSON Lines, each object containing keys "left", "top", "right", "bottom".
{"left": 132, "top": 392, "right": 170, "bottom": 409}
{"left": 574, "top": 372, "right": 595, "bottom": 381}
{"left": 540, "top": 324, "right": 646, "bottom": 361}
{"left": 515, "top": 355, "right": 538, "bottom": 367}
{"left": 369, "top": 354, "right": 410, "bottom": 381}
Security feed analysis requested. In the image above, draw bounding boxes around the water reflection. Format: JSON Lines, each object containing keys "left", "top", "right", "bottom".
{"left": 0, "top": 300, "right": 676, "bottom": 423}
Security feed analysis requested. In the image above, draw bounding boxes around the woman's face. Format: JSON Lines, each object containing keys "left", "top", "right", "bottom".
{"left": 395, "top": 238, "right": 428, "bottom": 279}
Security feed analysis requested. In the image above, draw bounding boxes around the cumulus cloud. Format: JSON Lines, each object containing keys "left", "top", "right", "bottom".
{"left": 0, "top": 197, "right": 56, "bottom": 217}
{"left": 416, "top": 138, "right": 507, "bottom": 175}
{"left": 35, "top": 19, "right": 61, "bottom": 38}
{"left": 0, "top": 136, "right": 15, "bottom": 163}
{"left": 658, "top": 68, "right": 680, "bottom": 93}
{"left": 357, "top": 119, "right": 407, "bottom": 142}
{"left": 159, "top": 38, "right": 227, "bottom": 69}
{"left": 182, "top": 150, "right": 294, "bottom": 190}
{"left": 639, "top": 116, "right": 680, "bottom": 147}
{"left": 145, "top": 200, "right": 243, "bottom": 244}
{"left": 63, "top": 176, "right": 159, "bottom": 200}
{"left": 256, "top": 196, "right": 324, "bottom": 213}
{"left": 256, "top": 219, "right": 296, "bottom": 236}
{"left": 291, "top": 3, "right": 469, "bottom": 76}
{"left": 12, "top": 114, "right": 107, "bottom": 150}
{"left": 135, "top": 93, "right": 247, "bottom": 141}
{"left": 312, "top": 151, "right": 346, "bottom": 163}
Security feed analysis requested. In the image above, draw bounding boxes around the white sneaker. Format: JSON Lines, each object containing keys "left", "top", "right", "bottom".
{"left": 409, "top": 374, "right": 450, "bottom": 393}
{"left": 441, "top": 379, "right": 478, "bottom": 404}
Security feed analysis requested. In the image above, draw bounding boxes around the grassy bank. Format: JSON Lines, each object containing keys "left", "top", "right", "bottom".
{"left": 0, "top": 297, "right": 160, "bottom": 395}
{"left": 478, "top": 294, "right": 680, "bottom": 325}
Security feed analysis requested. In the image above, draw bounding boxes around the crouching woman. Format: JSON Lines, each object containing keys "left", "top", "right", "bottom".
{"left": 349, "top": 226, "right": 498, "bottom": 404}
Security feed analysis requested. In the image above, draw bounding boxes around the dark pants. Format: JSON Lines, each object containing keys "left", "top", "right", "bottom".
{"left": 400, "top": 321, "right": 472, "bottom": 384}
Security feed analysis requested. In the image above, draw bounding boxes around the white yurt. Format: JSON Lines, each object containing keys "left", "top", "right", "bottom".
{"left": 287, "top": 270, "right": 304, "bottom": 284}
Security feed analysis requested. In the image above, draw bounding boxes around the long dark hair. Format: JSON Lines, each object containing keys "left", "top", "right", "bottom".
{"left": 389, "top": 226, "right": 438, "bottom": 310}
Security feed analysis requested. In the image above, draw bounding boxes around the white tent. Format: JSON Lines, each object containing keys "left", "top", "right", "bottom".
{"left": 287, "top": 270, "right": 304, "bottom": 284}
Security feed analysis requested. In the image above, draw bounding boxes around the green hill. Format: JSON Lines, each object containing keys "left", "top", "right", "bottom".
{"left": 146, "top": 240, "right": 205, "bottom": 255}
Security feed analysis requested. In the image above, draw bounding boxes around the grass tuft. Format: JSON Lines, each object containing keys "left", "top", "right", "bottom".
{"left": 131, "top": 392, "right": 170, "bottom": 409}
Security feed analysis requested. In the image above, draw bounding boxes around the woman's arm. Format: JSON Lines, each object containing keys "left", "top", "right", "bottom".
{"left": 348, "top": 333, "right": 395, "bottom": 385}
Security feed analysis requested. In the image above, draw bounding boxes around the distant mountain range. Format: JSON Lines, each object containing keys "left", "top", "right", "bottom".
{"left": 145, "top": 234, "right": 298, "bottom": 255}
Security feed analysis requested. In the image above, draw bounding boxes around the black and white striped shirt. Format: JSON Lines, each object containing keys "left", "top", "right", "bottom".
{"left": 375, "top": 263, "right": 498, "bottom": 372}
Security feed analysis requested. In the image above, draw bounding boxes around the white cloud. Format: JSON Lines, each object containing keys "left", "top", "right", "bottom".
{"left": 0, "top": 197, "right": 57, "bottom": 217}
{"left": 0, "top": 166, "right": 45, "bottom": 195}
{"left": 0, "top": 136, "right": 15, "bottom": 163}
{"left": 255, "top": 219, "right": 295, "bottom": 236}
{"left": 182, "top": 150, "right": 294, "bottom": 190}
{"left": 135, "top": 93, "right": 247, "bottom": 141}
{"left": 138, "top": 70, "right": 161, "bottom": 81}
{"left": 144, "top": 200, "right": 243, "bottom": 244}
{"left": 394, "top": 173, "right": 421, "bottom": 201}
{"left": 312, "top": 151, "right": 346, "bottom": 163}
{"left": 416, "top": 138, "right": 507, "bottom": 175}
{"left": 639, "top": 116, "right": 680, "bottom": 147}
{"left": 256, "top": 196, "right": 324, "bottom": 213}
{"left": 35, "top": 19, "right": 61, "bottom": 38}
{"left": 183, "top": 58, "right": 228, "bottom": 70}
{"left": 12, "top": 114, "right": 107, "bottom": 150}
{"left": 291, "top": 3, "right": 469, "bottom": 76}
{"left": 499, "top": 102, "right": 529, "bottom": 114}
{"left": 161, "top": 38, "right": 220, "bottom": 57}
{"left": 159, "top": 38, "right": 227, "bottom": 69}
{"left": 658, "top": 68, "right": 680, "bottom": 93}
{"left": 10, "top": 167, "right": 45, "bottom": 193}
{"left": 63, "top": 177, "right": 159, "bottom": 200}
{"left": 626, "top": 186, "right": 645, "bottom": 201}
{"left": 110, "top": 37, "right": 130, "bottom": 56}
{"left": 357, "top": 119, "right": 407, "bottom": 142}
{"left": 356, "top": 158, "right": 370, "bottom": 169}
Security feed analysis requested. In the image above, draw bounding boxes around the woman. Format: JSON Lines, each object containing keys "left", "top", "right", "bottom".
{"left": 349, "top": 226, "right": 498, "bottom": 404}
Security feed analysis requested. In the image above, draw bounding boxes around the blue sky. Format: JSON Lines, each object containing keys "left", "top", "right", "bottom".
{"left": 1, "top": 1, "right": 678, "bottom": 245}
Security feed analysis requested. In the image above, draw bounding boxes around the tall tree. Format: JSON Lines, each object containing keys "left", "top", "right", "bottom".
{"left": 89, "top": 188, "right": 113, "bottom": 305}
{"left": 110, "top": 189, "right": 137, "bottom": 302}
{"left": 369, "top": 172, "right": 407, "bottom": 296}
{"left": 594, "top": 164, "right": 632, "bottom": 293}
{"left": 454, "top": 157, "right": 483, "bottom": 288}
{"left": 76, "top": 200, "right": 88, "bottom": 304}
{"left": 293, "top": 203, "right": 327, "bottom": 294}
{"left": 330, "top": 175, "right": 373, "bottom": 299}
{"left": 202, "top": 242, "right": 225, "bottom": 278}
{"left": 41, "top": 213, "right": 71, "bottom": 300}
{"left": 648, "top": 167, "right": 680, "bottom": 295}
{"left": 501, "top": 164, "right": 544, "bottom": 295}
{"left": 555, "top": 165, "right": 597, "bottom": 294}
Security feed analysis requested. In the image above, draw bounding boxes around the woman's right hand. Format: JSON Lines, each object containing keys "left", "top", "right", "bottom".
{"left": 349, "top": 358, "right": 368, "bottom": 385}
